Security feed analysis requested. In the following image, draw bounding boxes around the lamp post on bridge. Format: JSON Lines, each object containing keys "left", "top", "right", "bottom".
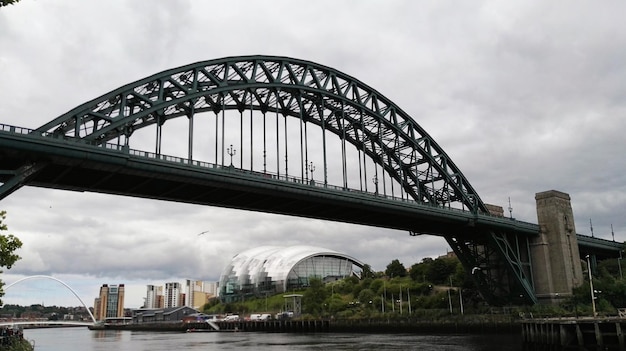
{"left": 308, "top": 162, "right": 315, "bottom": 184}
{"left": 227, "top": 144, "right": 236, "bottom": 167}
{"left": 373, "top": 174, "right": 378, "bottom": 195}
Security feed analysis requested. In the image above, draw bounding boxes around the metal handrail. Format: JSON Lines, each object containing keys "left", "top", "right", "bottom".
{"left": 0, "top": 122, "right": 539, "bottom": 228}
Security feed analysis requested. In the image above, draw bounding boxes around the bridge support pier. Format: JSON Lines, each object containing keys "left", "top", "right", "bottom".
{"left": 531, "top": 190, "right": 584, "bottom": 303}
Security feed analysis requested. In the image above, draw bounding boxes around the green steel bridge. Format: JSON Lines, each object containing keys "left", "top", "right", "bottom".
{"left": 0, "top": 56, "right": 620, "bottom": 305}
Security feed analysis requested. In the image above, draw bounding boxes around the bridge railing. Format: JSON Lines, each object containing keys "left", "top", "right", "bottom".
{"left": 0, "top": 320, "right": 93, "bottom": 327}
{"left": 128, "top": 147, "right": 454, "bottom": 209}
{"left": 0, "top": 123, "right": 539, "bottom": 230}
{"left": 0, "top": 124, "right": 32, "bottom": 135}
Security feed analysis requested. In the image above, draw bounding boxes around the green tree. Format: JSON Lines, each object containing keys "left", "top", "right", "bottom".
{"left": 302, "top": 277, "right": 328, "bottom": 315}
{"left": 334, "top": 275, "right": 358, "bottom": 295}
{"left": 357, "top": 288, "right": 375, "bottom": 305}
{"left": 324, "top": 293, "right": 345, "bottom": 315}
{"left": 0, "top": 0, "right": 22, "bottom": 7}
{"left": 425, "top": 257, "right": 458, "bottom": 285}
{"left": 352, "top": 281, "right": 363, "bottom": 298}
{"left": 385, "top": 259, "right": 407, "bottom": 278}
{"left": 409, "top": 257, "right": 433, "bottom": 282}
{"left": 0, "top": 211, "right": 23, "bottom": 307}
{"left": 369, "top": 278, "right": 383, "bottom": 295}
{"left": 597, "top": 257, "right": 624, "bottom": 280}
{"left": 361, "top": 264, "right": 375, "bottom": 279}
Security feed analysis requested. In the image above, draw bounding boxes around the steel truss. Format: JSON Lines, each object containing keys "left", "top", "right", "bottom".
{"left": 34, "top": 55, "right": 483, "bottom": 213}
{"left": 446, "top": 231, "right": 536, "bottom": 305}
{"left": 12, "top": 55, "right": 535, "bottom": 304}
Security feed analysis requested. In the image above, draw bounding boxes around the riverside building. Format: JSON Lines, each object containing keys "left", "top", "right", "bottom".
{"left": 218, "top": 245, "right": 364, "bottom": 303}
{"left": 93, "top": 284, "right": 125, "bottom": 321}
{"left": 164, "top": 282, "right": 181, "bottom": 308}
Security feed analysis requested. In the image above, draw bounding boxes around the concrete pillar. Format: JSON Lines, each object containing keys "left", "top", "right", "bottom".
{"left": 531, "top": 190, "right": 584, "bottom": 303}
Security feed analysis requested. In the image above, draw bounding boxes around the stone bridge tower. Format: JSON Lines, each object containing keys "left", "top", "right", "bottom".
{"left": 531, "top": 190, "right": 584, "bottom": 303}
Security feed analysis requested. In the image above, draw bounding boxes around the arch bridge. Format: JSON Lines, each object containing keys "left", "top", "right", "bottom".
{"left": 0, "top": 55, "right": 613, "bottom": 305}
{"left": 3, "top": 275, "right": 97, "bottom": 324}
{"left": 0, "top": 321, "right": 93, "bottom": 327}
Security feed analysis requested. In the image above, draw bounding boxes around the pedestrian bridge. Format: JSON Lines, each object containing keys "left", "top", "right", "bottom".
{"left": 3, "top": 275, "right": 97, "bottom": 324}
{"left": 0, "top": 321, "right": 93, "bottom": 327}
{"left": 0, "top": 55, "right": 620, "bottom": 305}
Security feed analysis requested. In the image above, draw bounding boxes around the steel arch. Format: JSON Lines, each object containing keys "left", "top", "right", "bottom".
{"left": 34, "top": 55, "right": 487, "bottom": 214}
{"left": 4, "top": 275, "right": 97, "bottom": 323}
{"left": 24, "top": 56, "right": 540, "bottom": 304}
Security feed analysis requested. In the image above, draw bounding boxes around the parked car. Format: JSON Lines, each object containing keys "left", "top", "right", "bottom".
{"left": 249, "top": 313, "right": 272, "bottom": 321}
{"left": 223, "top": 314, "right": 240, "bottom": 321}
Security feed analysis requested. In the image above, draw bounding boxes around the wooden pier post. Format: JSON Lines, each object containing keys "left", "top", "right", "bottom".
{"left": 594, "top": 322, "right": 604, "bottom": 349}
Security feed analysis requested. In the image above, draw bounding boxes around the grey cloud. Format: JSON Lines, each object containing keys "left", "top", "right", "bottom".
{"left": 2, "top": 0, "right": 626, "bottom": 307}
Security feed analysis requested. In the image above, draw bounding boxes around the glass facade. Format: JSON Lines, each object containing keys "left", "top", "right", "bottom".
{"left": 106, "top": 286, "right": 119, "bottom": 318}
{"left": 95, "top": 283, "right": 125, "bottom": 321}
{"left": 219, "top": 246, "right": 363, "bottom": 302}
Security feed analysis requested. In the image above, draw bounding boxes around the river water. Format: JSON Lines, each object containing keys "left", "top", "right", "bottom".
{"left": 24, "top": 327, "right": 522, "bottom": 350}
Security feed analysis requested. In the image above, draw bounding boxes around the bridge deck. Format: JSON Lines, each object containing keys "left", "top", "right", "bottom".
{"left": 0, "top": 124, "right": 539, "bottom": 237}
{"left": 0, "top": 321, "right": 93, "bottom": 327}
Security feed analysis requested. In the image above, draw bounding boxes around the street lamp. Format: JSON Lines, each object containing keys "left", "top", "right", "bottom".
{"left": 227, "top": 144, "right": 236, "bottom": 167}
{"left": 372, "top": 174, "right": 378, "bottom": 195}
{"left": 614, "top": 224, "right": 623, "bottom": 280}
{"left": 448, "top": 276, "right": 453, "bottom": 314}
{"left": 459, "top": 288, "right": 464, "bottom": 315}
{"left": 399, "top": 284, "right": 403, "bottom": 315}
{"left": 619, "top": 250, "right": 624, "bottom": 280}
{"left": 586, "top": 254, "right": 597, "bottom": 317}
{"left": 308, "top": 162, "right": 315, "bottom": 183}
{"left": 407, "top": 287, "right": 412, "bottom": 315}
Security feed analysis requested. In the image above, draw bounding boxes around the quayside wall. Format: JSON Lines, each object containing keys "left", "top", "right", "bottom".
{"left": 522, "top": 318, "right": 626, "bottom": 350}
{"left": 218, "top": 318, "right": 518, "bottom": 334}
{"left": 90, "top": 317, "right": 519, "bottom": 334}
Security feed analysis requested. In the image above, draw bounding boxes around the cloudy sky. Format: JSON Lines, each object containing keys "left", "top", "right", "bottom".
{"left": 1, "top": 0, "right": 625, "bottom": 308}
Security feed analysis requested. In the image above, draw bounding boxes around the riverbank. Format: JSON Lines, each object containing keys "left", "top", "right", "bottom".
{"left": 89, "top": 314, "right": 520, "bottom": 334}
{"left": 1, "top": 326, "right": 34, "bottom": 351}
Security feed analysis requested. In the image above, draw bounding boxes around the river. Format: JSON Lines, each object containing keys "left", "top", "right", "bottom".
{"left": 24, "top": 327, "right": 522, "bottom": 350}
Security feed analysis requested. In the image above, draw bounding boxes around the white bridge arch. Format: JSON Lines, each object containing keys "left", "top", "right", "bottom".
{"left": 4, "top": 275, "right": 97, "bottom": 324}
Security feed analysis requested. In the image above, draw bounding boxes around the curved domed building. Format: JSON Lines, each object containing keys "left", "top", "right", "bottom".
{"left": 218, "top": 246, "right": 364, "bottom": 302}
